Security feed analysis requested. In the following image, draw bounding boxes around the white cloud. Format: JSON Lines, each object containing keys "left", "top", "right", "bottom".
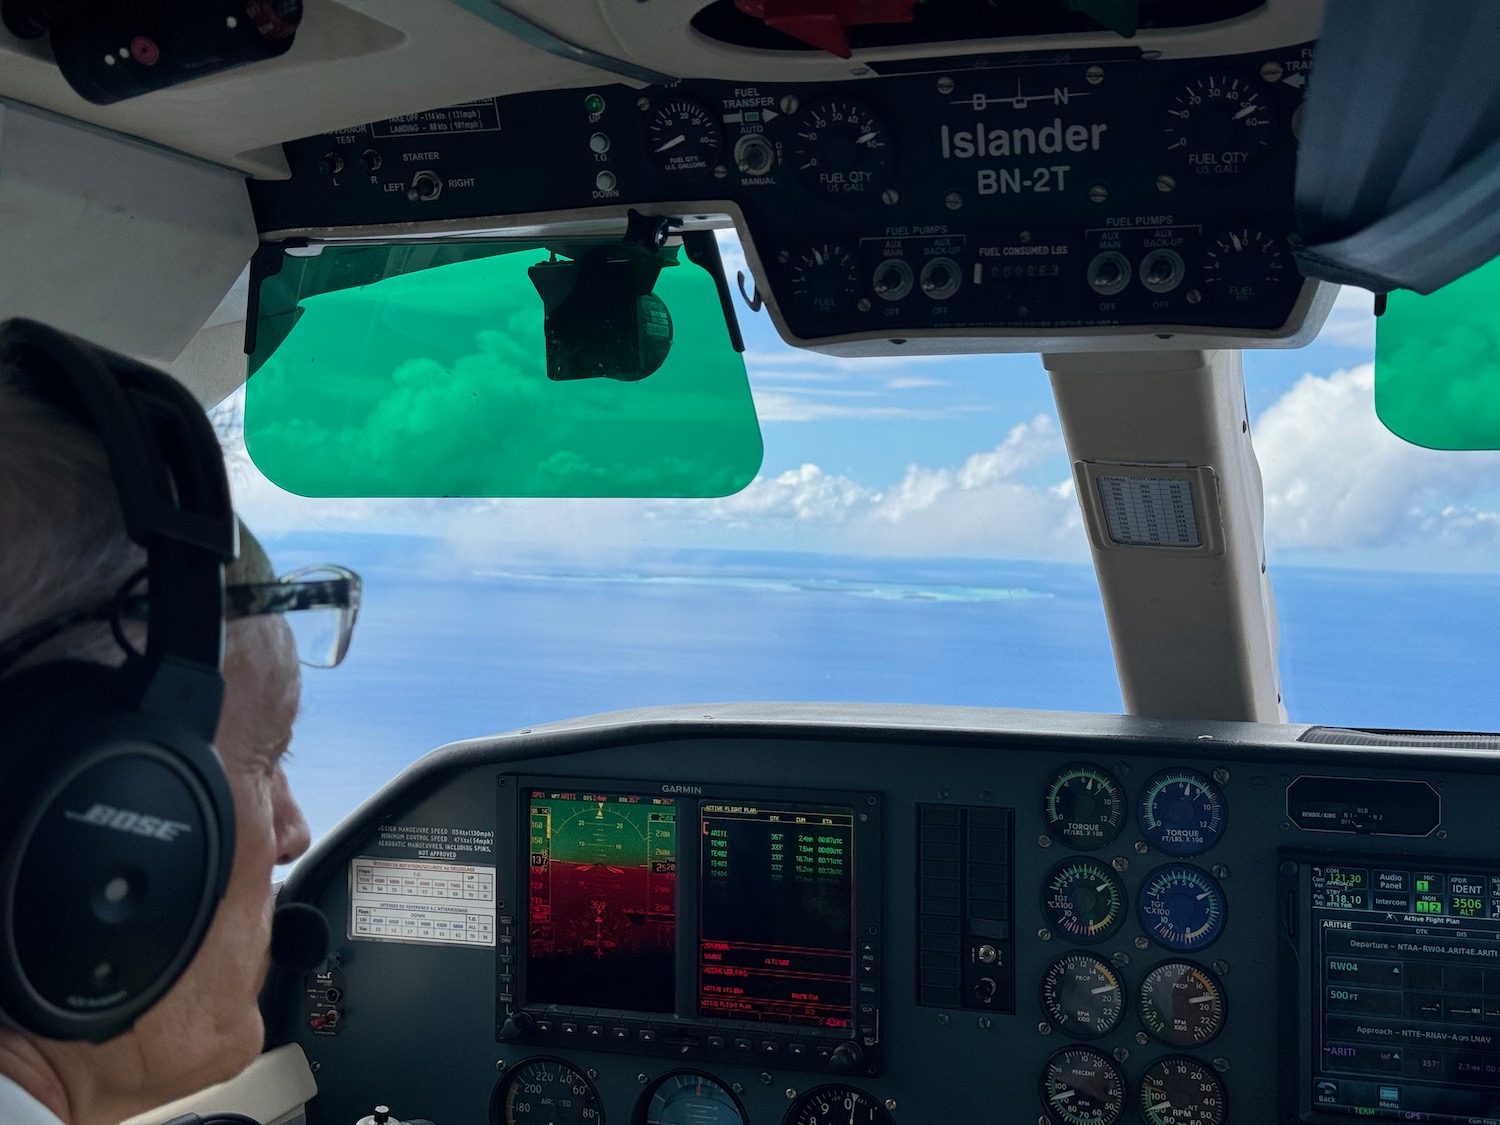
{"left": 1255, "top": 363, "right": 1500, "bottom": 555}
{"left": 886, "top": 375, "right": 949, "bottom": 389}
{"left": 1315, "top": 284, "right": 1378, "bottom": 350}
{"left": 751, "top": 389, "right": 989, "bottom": 422}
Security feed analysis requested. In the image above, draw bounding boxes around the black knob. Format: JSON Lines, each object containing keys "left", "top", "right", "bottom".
{"left": 500, "top": 1011, "right": 536, "bottom": 1041}
{"left": 373, "top": 1106, "right": 390, "bottom": 1125}
{"left": 830, "top": 1041, "right": 864, "bottom": 1071}
{"left": 318, "top": 152, "right": 344, "bottom": 176}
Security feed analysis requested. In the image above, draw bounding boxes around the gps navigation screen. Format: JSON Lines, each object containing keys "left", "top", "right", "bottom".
{"left": 527, "top": 790, "right": 677, "bottom": 1012}
{"left": 698, "top": 802, "right": 856, "bottom": 1030}
{"left": 1299, "top": 858, "right": 1500, "bottom": 1123}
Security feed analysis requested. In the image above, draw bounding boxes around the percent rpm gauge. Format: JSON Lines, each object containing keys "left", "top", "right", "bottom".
{"left": 1040, "top": 1046, "right": 1127, "bottom": 1125}
{"left": 1138, "top": 769, "right": 1225, "bottom": 855}
{"left": 1044, "top": 763, "right": 1126, "bottom": 849}
{"left": 1042, "top": 858, "right": 1126, "bottom": 944}
{"left": 1137, "top": 865, "right": 1227, "bottom": 952}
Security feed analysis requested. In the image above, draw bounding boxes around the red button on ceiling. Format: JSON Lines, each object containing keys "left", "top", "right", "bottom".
{"left": 733, "top": 0, "right": 915, "bottom": 59}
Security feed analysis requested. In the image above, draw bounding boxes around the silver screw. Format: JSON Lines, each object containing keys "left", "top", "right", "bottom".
{"left": 944, "top": 191, "right": 963, "bottom": 210}
{"left": 587, "top": 1068, "right": 599, "bottom": 1080}
{"left": 1212, "top": 767, "right": 1230, "bottom": 785}
{"left": 1213, "top": 959, "right": 1230, "bottom": 975}
{"left": 1038, "top": 928, "right": 1053, "bottom": 941}
{"left": 979, "top": 1016, "right": 993, "bottom": 1029}
{"left": 777, "top": 250, "right": 791, "bottom": 263}
{"left": 1134, "top": 841, "right": 1149, "bottom": 855}
{"left": 1134, "top": 936, "right": 1150, "bottom": 950}
{"left": 1260, "top": 60, "right": 1284, "bottom": 83}
{"left": 760, "top": 1072, "right": 774, "bottom": 1086}
{"left": 937, "top": 76, "right": 955, "bottom": 95}
{"left": 638, "top": 1073, "right": 649, "bottom": 1084}
{"left": 1089, "top": 184, "right": 1109, "bottom": 204}
{"left": 857, "top": 298, "right": 872, "bottom": 312}
{"left": 882, "top": 187, "right": 900, "bottom": 205}
{"left": 938, "top": 788, "right": 950, "bottom": 799}
{"left": 780, "top": 94, "right": 799, "bottom": 115}
{"left": 732, "top": 1083, "right": 745, "bottom": 1095}
{"left": 1111, "top": 951, "right": 1131, "bottom": 967}
{"left": 495, "top": 1059, "right": 507, "bottom": 1071}
{"left": 1213, "top": 1056, "right": 1231, "bottom": 1072}
{"left": 1136, "top": 1031, "right": 1149, "bottom": 1045}
{"left": 937, "top": 1012, "right": 951, "bottom": 1024}
{"left": 1186, "top": 289, "right": 1202, "bottom": 304}
{"left": 637, "top": 97, "right": 651, "bottom": 111}
{"left": 713, "top": 165, "right": 728, "bottom": 179}
{"left": 1112, "top": 1047, "right": 1130, "bottom": 1063}
{"left": 1212, "top": 864, "right": 1230, "bottom": 880}
{"left": 1086, "top": 65, "right": 1104, "bottom": 85}
{"left": 1156, "top": 174, "right": 1176, "bottom": 192}
{"left": 1039, "top": 1021, "right": 1053, "bottom": 1035}
{"left": 785, "top": 1088, "right": 797, "bottom": 1100}
{"left": 1112, "top": 856, "right": 1129, "bottom": 873}
{"left": 1020, "top": 230, "right": 1032, "bottom": 242}
{"left": 1039, "top": 835, "right": 1053, "bottom": 848}
{"left": 886, "top": 1100, "right": 898, "bottom": 1112}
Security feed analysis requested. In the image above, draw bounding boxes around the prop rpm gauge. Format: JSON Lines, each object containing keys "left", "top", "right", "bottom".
{"left": 1040, "top": 1046, "right": 1127, "bottom": 1125}
{"left": 491, "top": 1058, "right": 602, "bottom": 1125}
{"left": 1044, "top": 763, "right": 1126, "bottom": 849}
{"left": 790, "top": 97, "right": 894, "bottom": 201}
{"left": 645, "top": 98, "right": 723, "bottom": 179}
{"left": 1138, "top": 769, "right": 1225, "bottom": 856}
{"left": 1040, "top": 952, "right": 1125, "bottom": 1039}
{"left": 1042, "top": 859, "right": 1126, "bottom": 944}
{"left": 1138, "top": 960, "right": 1226, "bottom": 1047}
{"left": 642, "top": 1072, "right": 746, "bottom": 1124}
{"left": 1138, "top": 1056, "right": 1228, "bottom": 1125}
{"left": 1161, "top": 72, "right": 1276, "bottom": 180}
{"left": 787, "top": 1085, "right": 896, "bottom": 1124}
{"left": 1138, "top": 865, "right": 1227, "bottom": 952}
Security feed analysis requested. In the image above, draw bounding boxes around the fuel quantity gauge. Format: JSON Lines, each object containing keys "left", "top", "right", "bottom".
{"left": 1042, "top": 859, "right": 1126, "bottom": 944}
{"left": 645, "top": 98, "right": 722, "bottom": 179}
{"left": 1161, "top": 72, "right": 1276, "bottom": 180}
{"left": 1044, "top": 763, "right": 1126, "bottom": 849}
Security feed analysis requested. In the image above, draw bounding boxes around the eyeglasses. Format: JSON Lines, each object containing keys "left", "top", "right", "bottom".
{"left": 0, "top": 563, "right": 361, "bottom": 676}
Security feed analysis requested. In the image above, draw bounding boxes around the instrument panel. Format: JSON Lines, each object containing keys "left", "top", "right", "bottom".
{"left": 249, "top": 40, "right": 1323, "bottom": 350}
{"left": 266, "top": 705, "right": 1500, "bottom": 1125}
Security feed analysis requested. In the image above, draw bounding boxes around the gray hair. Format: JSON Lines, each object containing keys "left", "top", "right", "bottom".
{"left": 0, "top": 368, "right": 257, "bottom": 673}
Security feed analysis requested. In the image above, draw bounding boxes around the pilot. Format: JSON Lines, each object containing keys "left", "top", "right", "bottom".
{"left": 0, "top": 321, "right": 320, "bottom": 1125}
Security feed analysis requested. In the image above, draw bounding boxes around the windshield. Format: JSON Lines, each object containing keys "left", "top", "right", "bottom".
{"left": 220, "top": 234, "right": 1500, "bottom": 841}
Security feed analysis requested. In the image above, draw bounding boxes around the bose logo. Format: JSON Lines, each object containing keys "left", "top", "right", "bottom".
{"left": 62, "top": 803, "right": 192, "bottom": 842}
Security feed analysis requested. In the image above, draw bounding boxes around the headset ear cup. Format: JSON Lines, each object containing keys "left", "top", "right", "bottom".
{"left": 0, "top": 661, "right": 235, "bottom": 1043}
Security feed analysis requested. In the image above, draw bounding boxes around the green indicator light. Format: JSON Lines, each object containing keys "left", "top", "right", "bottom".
{"left": 744, "top": 111, "right": 761, "bottom": 122}
{"left": 584, "top": 93, "right": 606, "bottom": 115}
{"left": 1417, "top": 880, "right": 1431, "bottom": 892}
{"left": 1416, "top": 900, "right": 1441, "bottom": 913}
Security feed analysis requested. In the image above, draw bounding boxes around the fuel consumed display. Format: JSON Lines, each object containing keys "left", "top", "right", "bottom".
{"left": 1301, "top": 860, "right": 1500, "bottom": 1123}
{"left": 699, "top": 803, "right": 857, "bottom": 1030}
{"left": 527, "top": 790, "right": 677, "bottom": 1012}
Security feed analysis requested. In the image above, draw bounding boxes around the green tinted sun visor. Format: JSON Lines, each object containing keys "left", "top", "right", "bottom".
{"left": 244, "top": 234, "right": 762, "bottom": 496}
{"left": 1375, "top": 254, "right": 1500, "bottom": 450}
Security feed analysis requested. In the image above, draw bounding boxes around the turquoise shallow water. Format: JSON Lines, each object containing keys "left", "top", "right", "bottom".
{"left": 265, "top": 532, "right": 1500, "bottom": 839}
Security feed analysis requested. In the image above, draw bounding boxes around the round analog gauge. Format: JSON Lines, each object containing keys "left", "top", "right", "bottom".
{"left": 1138, "top": 769, "right": 1225, "bottom": 856}
{"left": 1138, "top": 960, "right": 1226, "bottom": 1047}
{"left": 1044, "top": 763, "right": 1126, "bottom": 849}
{"left": 1200, "top": 229, "right": 1289, "bottom": 306}
{"left": 1040, "top": 952, "right": 1125, "bottom": 1039}
{"left": 1137, "top": 865, "right": 1227, "bottom": 952}
{"left": 786, "top": 1085, "right": 895, "bottom": 1125}
{"left": 790, "top": 97, "right": 895, "bottom": 201}
{"left": 1042, "top": 859, "right": 1127, "bottom": 944}
{"left": 642, "top": 1072, "right": 746, "bottom": 1124}
{"left": 786, "top": 242, "right": 863, "bottom": 315}
{"left": 492, "top": 1057, "right": 603, "bottom": 1125}
{"left": 1138, "top": 1056, "right": 1228, "bottom": 1125}
{"left": 645, "top": 98, "right": 723, "bottom": 179}
{"left": 1040, "top": 1046, "right": 1127, "bottom": 1125}
{"left": 1161, "top": 72, "right": 1277, "bottom": 180}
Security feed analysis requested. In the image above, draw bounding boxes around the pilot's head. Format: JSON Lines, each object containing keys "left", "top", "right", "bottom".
{"left": 0, "top": 324, "right": 312, "bottom": 1125}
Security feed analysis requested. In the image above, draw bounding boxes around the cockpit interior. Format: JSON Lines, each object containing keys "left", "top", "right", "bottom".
{"left": 5, "top": 2, "right": 1500, "bottom": 1124}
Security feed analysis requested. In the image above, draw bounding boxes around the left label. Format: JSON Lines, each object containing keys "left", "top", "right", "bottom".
{"left": 348, "top": 856, "right": 497, "bottom": 948}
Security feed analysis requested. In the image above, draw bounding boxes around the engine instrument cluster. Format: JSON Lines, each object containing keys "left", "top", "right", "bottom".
{"left": 266, "top": 707, "right": 1500, "bottom": 1125}
{"left": 250, "top": 40, "right": 1320, "bottom": 349}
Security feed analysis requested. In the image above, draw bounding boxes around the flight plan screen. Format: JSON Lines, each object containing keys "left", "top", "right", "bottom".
{"left": 698, "top": 802, "right": 857, "bottom": 1030}
{"left": 526, "top": 790, "right": 677, "bottom": 1012}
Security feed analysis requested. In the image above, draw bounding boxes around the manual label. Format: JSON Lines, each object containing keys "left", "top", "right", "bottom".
{"left": 348, "top": 856, "right": 497, "bottom": 948}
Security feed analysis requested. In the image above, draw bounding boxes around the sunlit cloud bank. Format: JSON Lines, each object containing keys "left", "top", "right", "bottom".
{"left": 1256, "top": 363, "right": 1500, "bottom": 564}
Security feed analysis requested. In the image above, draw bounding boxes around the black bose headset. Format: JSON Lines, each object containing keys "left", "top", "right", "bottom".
{"left": 0, "top": 317, "right": 238, "bottom": 1043}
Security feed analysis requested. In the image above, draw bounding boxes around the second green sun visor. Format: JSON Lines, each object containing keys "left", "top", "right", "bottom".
{"left": 244, "top": 234, "right": 762, "bottom": 497}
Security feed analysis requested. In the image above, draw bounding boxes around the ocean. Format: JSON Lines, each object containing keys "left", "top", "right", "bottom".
{"left": 266, "top": 532, "right": 1500, "bottom": 839}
